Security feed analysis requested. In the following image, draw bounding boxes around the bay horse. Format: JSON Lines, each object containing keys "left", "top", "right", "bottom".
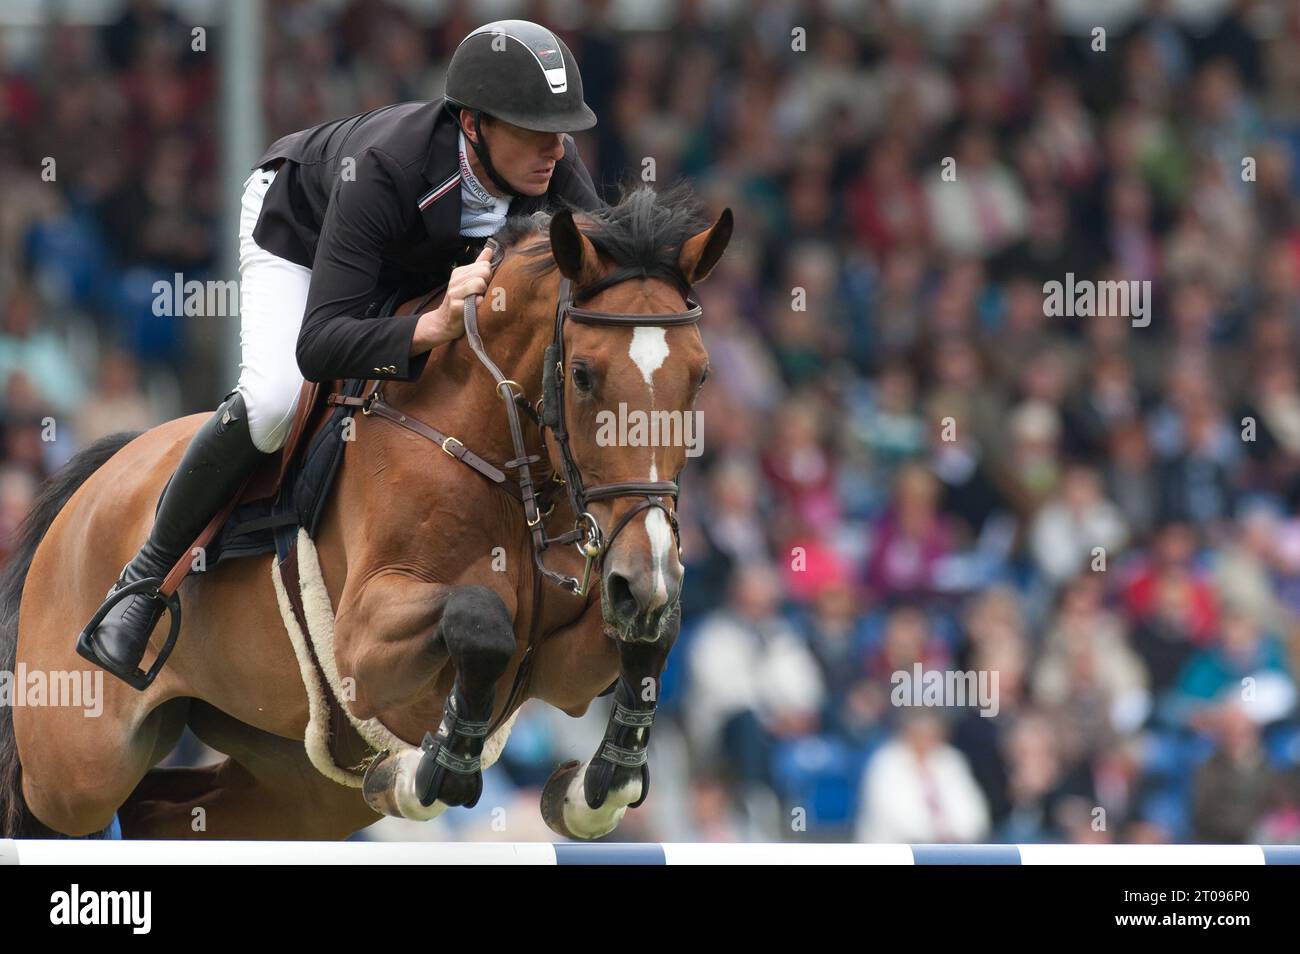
{"left": 0, "top": 183, "right": 731, "bottom": 840}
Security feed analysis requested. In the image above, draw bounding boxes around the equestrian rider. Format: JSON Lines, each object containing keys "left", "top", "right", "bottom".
{"left": 77, "top": 19, "right": 602, "bottom": 688}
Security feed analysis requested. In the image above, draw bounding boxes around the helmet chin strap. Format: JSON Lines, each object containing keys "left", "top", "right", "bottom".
{"left": 468, "top": 110, "right": 522, "bottom": 199}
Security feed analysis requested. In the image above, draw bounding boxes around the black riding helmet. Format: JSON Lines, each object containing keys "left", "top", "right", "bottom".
{"left": 444, "top": 19, "right": 597, "bottom": 197}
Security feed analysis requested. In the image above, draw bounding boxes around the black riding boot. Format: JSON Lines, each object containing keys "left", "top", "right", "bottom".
{"left": 76, "top": 391, "right": 269, "bottom": 690}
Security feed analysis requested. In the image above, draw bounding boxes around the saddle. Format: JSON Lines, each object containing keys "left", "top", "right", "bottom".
{"left": 208, "top": 373, "right": 365, "bottom": 566}
{"left": 154, "top": 285, "right": 428, "bottom": 588}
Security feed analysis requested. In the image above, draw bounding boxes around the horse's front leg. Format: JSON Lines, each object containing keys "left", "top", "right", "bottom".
{"left": 333, "top": 573, "right": 516, "bottom": 820}
{"left": 541, "top": 620, "right": 679, "bottom": 840}
{"left": 410, "top": 585, "right": 517, "bottom": 809}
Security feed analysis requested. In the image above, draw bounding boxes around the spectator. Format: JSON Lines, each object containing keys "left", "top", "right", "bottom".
{"left": 855, "top": 709, "right": 990, "bottom": 843}
{"left": 1191, "top": 702, "right": 1281, "bottom": 843}
{"left": 997, "top": 713, "right": 1096, "bottom": 842}
{"left": 685, "top": 563, "right": 825, "bottom": 795}
{"left": 864, "top": 463, "right": 955, "bottom": 602}
{"left": 1212, "top": 500, "right": 1292, "bottom": 636}
{"left": 1029, "top": 462, "right": 1129, "bottom": 584}
{"left": 74, "top": 349, "right": 156, "bottom": 444}
{"left": 1033, "top": 573, "right": 1151, "bottom": 742}
{"left": 924, "top": 124, "right": 1027, "bottom": 257}
{"left": 0, "top": 279, "right": 86, "bottom": 414}
{"left": 1169, "top": 605, "right": 1296, "bottom": 727}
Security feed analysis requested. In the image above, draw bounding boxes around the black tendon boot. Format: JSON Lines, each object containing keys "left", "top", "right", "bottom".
{"left": 76, "top": 391, "right": 269, "bottom": 689}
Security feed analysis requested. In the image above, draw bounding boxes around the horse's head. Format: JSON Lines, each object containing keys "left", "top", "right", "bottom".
{"left": 519, "top": 186, "right": 731, "bottom": 641}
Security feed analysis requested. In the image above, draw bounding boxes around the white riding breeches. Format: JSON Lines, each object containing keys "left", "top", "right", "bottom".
{"left": 234, "top": 165, "right": 312, "bottom": 453}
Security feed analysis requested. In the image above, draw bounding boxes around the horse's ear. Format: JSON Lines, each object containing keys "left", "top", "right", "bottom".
{"left": 677, "top": 208, "right": 733, "bottom": 285}
{"left": 549, "top": 210, "right": 600, "bottom": 286}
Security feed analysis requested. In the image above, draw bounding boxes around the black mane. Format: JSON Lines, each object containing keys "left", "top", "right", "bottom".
{"left": 497, "top": 182, "right": 709, "bottom": 301}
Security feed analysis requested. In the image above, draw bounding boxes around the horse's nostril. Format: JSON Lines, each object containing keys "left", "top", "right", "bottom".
{"left": 606, "top": 572, "right": 639, "bottom": 621}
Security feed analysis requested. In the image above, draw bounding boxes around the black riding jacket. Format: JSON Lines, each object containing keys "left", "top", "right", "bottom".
{"left": 250, "top": 97, "right": 602, "bottom": 384}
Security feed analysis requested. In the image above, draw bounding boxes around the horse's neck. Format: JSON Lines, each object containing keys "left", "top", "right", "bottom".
{"left": 398, "top": 302, "right": 550, "bottom": 466}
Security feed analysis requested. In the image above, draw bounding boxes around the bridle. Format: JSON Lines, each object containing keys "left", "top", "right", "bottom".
{"left": 531, "top": 272, "right": 702, "bottom": 594}
{"left": 479, "top": 237, "right": 703, "bottom": 596}
{"left": 329, "top": 237, "right": 703, "bottom": 598}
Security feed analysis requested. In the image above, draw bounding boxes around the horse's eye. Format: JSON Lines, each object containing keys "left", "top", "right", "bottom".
{"left": 571, "top": 366, "right": 593, "bottom": 392}
{"left": 697, "top": 368, "right": 710, "bottom": 391}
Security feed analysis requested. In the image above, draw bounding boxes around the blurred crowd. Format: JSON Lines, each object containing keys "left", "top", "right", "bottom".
{"left": 5, "top": 0, "right": 1300, "bottom": 844}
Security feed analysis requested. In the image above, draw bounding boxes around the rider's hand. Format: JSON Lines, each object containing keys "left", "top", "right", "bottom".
{"left": 411, "top": 246, "right": 494, "bottom": 353}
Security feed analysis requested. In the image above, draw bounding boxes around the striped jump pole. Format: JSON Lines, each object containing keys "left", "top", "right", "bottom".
{"left": 3, "top": 841, "right": 1300, "bottom": 865}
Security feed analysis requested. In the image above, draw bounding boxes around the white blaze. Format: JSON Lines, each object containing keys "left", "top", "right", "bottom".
{"left": 629, "top": 326, "right": 669, "bottom": 391}
{"left": 629, "top": 326, "right": 674, "bottom": 608}
{"left": 644, "top": 508, "right": 674, "bottom": 609}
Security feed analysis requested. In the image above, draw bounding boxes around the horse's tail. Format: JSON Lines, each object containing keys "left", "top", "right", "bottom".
{"left": 0, "top": 431, "right": 141, "bottom": 838}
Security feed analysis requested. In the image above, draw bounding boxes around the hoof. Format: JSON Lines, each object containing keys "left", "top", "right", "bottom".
{"left": 540, "top": 759, "right": 583, "bottom": 839}
{"left": 362, "top": 749, "right": 448, "bottom": 821}
{"left": 540, "top": 758, "right": 637, "bottom": 841}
